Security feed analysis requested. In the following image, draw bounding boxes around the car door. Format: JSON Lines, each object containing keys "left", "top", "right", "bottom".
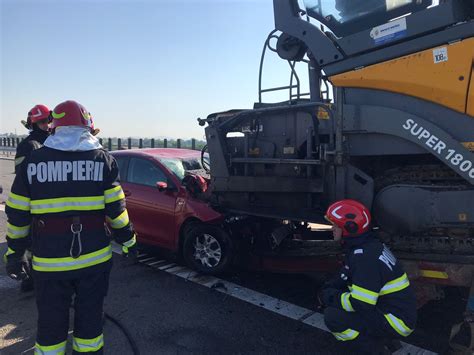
{"left": 123, "top": 157, "right": 177, "bottom": 248}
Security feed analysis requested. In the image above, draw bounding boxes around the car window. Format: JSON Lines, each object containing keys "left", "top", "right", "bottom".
{"left": 114, "top": 156, "right": 128, "bottom": 182}
{"left": 127, "top": 158, "right": 167, "bottom": 187}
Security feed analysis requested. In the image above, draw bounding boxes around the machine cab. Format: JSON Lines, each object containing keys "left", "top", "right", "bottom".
{"left": 302, "top": 0, "right": 433, "bottom": 37}
{"left": 274, "top": 0, "right": 474, "bottom": 75}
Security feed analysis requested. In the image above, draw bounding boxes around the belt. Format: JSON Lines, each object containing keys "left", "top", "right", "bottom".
{"left": 33, "top": 215, "right": 105, "bottom": 235}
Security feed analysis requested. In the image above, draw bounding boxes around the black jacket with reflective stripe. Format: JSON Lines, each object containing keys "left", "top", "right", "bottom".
{"left": 6, "top": 146, "right": 134, "bottom": 279}
{"left": 323, "top": 233, "right": 417, "bottom": 329}
{"left": 14, "top": 129, "right": 49, "bottom": 174}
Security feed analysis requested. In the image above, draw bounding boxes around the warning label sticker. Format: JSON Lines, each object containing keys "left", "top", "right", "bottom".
{"left": 433, "top": 47, "right": 448, "bottom": 64}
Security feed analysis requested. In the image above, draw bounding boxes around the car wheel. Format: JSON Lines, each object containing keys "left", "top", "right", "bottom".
{"left": 183, "top": 224, "right": 233, "bottom": 275}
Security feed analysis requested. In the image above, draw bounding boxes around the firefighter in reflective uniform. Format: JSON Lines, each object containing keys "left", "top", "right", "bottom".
{"left": 15, "top": 104, "right": 50, "bottom": 174}
{"left": 4, "top": 100, "right": 137, "bottom": 355}
{"left": 13, "top": 104, "right": 51, "bottom": 292}
{"left": 319, "top": 199, "right": 417, "bottom": 353}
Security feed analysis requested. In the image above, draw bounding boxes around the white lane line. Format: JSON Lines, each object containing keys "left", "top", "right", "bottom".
{"left": 175, "top": 270, "right": 199, "bottom": 279}
{"left": 157, "top": 263, "right": 177, "bottom": 271}
{"left": 166, "top": 266, "right": 188, "bottom": 274}
{"left": 114, "top": 248, "right": 436, "bottom": 354}
{"left": 147, "top": 260, "right": 167, "bottom": 266}
{"left": 137, "top": 256, "right": 157, "bottom": 263}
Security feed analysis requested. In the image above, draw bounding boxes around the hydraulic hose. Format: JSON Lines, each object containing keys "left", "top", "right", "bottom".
{"left": 104, "top": 311, "right": 141, "bottom": 355}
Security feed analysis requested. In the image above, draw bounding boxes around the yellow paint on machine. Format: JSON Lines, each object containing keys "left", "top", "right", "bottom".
{"left": 462, "top": 142, "right": 474, "bottom": 151}
{"left": 330, "top": 38, "right": 474, "bottom": 115}
{"left": 467, "top": 68, "right": 474, "bottom": 117}
{"left": 419, "top": 270, "right": 449, "bottom": 279}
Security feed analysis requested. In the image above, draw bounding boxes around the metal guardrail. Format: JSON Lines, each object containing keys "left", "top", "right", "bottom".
{"left": 0, "top": 137, "right": 206, "bottom": 154}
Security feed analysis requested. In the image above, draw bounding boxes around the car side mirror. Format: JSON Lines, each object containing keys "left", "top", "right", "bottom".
{"left": 156, "top": 181, "right": 168, "bottom": 192}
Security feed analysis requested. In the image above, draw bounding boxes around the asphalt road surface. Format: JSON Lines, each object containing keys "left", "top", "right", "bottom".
{"left": 0, "top": 158, "right": 467, "bottom": 354}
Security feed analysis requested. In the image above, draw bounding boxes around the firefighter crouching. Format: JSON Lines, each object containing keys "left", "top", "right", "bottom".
{"left": 319, "top": 199, "right": 417, "bottom": 353}
{"left": 4, "top": 100, "right": 137, "bottom": 354}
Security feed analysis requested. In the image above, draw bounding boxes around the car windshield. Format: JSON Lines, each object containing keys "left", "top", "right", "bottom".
{"left": 159, "top": 157, "right": 205, "bottom": 181}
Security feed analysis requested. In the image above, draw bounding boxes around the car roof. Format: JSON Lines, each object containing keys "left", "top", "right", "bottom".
{"left": 110, "top": 148, "right": 201, "bottom": 160}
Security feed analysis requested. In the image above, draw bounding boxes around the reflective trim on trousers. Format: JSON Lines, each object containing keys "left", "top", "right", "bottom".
{"left": 32, "top": 245, "right": 112, "bottom": 272}
{"left": 6, "top": 192, "right": 31, "bottom": 211}
{"left": 30, "top": 196, "right": 105, "bottom": 214}
{"left": 106, "top": 209, "right": 129, "bottom": 229}
{"left": 34, "top": 340, "right": 67, "bottom": 355}
{"left": 3, "top": 247, "right": 16, "bottom": 262}
{"left": 384, "top": 313, "right": 414, "bottom": 337}
{"left": 104, "top": 186, "right": 125, "bottom": 204}
{"left": 333, "top": 328, "right": 360, "bottom": 341}
{"left": 6, "top": 222, "right": 30, "bottom": 239}
{"left": 340, "top": 292, "right": 355, "bottom": 312}
{"left": 73, "top": 334, "right": 104, "bottom": 353}
{"left": 379, "top": 273, "right": 410, "bottom": 296}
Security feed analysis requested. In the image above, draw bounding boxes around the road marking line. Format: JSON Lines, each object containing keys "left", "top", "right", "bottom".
{"left": 150, "top": 261, "right": 170, "bottom": 268}
{"left": 175, "top": 270, "right": 199, "bottom": 279}
{"left": 114, "top": 248, "right": 437, "bottom": 354}
{"left": 166, "top": 266, "right": 188, "bottom": 274}
{"left": 147, "top": 260, "right": 167, "bottom": 266}
{"left": 157, "top": 263, "right": 177, "bottom": 271}
{"left": 138, "top": 257, "right": 157, "bottom": 263}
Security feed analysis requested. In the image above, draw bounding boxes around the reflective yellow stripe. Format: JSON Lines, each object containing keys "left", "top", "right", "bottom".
{"left": 3, "top": 247, "right": 16, "bottom": 262}
{"left": 30, "top": 196, "right": 104, "bottom": 214}
{"left": 380, "top": 273, "right": 410, "bottom": 296}
{"left": 6, "top": 192, "right": 31, "bottom": 211}
{"left": 420, "top": 269, "right": 449, "bottom": 279}
{"left": 104, "top": 186, "right": 125, "bottom": 204}
{"left": 6, "top": 222, "right": 30, "bottom": 239}
{"left": 34, "top": 340, "right": 67, "bottom": 354}
{"left": 123, "top": 234, "right": 136, "bottom": 248}
{"left": 384, "top": 313, "right": 413, "bottom": 337}
{"left": 106, "top": 210, "right": 129, "bottom": 229}
{"left": 340, "top": 292, "right": 355, "bottom": 312}
{"left": 351, "top": 284, "right": 378, "bottom": 305}
{"left": 122, "top": 234, "right": 137, "bottom": 254}
{"left": 333, "top": 328, "right": 360, "bottom": 341}
{"left": 73, "top": 334, "right": 104, "bottom": 352}
{"left": 32, "top": 245, "right": 112, "bottom": 272}
{"left": 51, "top": 111, "right": 65, "bottom": 119}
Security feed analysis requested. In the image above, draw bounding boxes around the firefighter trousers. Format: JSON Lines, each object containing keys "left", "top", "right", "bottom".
{"left": 35, "top": 272, "right": 109, "bottom": 354}
{"left": 324, "top": 307, "right": 401, "bottom": 354}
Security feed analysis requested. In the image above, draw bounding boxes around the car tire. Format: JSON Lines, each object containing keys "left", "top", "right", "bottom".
{"left": 183, "top": 224, "right": 233, "bottom": 275}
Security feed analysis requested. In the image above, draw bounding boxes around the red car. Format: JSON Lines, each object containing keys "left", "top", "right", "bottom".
{"left": 110, "top": 148, "right": 233, "bottom": 274}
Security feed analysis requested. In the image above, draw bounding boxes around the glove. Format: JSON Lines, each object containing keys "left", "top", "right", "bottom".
{"left": 6, "top": 259, "right": 28, "bottom": 281}
{"left": 122, "top": 242, "right": 139, "bottom": 260}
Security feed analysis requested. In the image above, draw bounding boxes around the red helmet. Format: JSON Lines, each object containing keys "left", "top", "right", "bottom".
{"left": 27, "top": 104, "right": 50, "bottom": 125}
{"left": 50, "top": 100, "right": 93, "bottom": 130}
{"left": 325, "top": 199, "right": 371, "bottom": 237}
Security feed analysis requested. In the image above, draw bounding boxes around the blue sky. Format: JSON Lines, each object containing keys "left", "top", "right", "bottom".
{"left": 1, "top": 0, "right": 309, "bottom": 139}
